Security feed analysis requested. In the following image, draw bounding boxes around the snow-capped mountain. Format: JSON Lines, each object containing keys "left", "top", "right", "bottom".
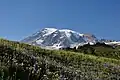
{"left": 21, "top": 28, "right": 98, "bottom": 49}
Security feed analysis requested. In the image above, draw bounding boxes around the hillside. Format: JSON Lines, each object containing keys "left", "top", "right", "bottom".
{"left": 0, "top": 38, "right": 120, "bottom": 80}
{"left": 63, "top": 42, "right": 120, "bottom": 60}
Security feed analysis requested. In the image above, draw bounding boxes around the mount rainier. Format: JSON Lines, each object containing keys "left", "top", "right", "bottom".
{"left": 21, "top": 28, "right": 98, "bottom": 49}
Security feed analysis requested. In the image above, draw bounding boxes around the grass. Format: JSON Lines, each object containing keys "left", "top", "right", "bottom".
{"left": 0, "top": 38, "right": 120, "bottom": 80}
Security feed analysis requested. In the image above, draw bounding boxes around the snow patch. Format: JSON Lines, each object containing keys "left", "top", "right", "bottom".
{"left": 105, "top": 41, "right": 120, "bottom": 45}
{"left": 36, "top": 40, "right": 44, "bottom": 44}
{"left": 42, "top": 28, "right": 57, "bottom": 37}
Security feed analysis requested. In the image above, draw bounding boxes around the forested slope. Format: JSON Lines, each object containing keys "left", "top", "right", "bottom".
{"left": 64, "top": 43, "right": 120, "bottom": 60}
{"left": 0, "top": 39, "right": 120, "bottom": 80}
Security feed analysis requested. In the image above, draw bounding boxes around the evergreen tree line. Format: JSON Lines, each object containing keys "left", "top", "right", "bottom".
{"left": 63, "top": 42, "right": 120, "bottom": 60}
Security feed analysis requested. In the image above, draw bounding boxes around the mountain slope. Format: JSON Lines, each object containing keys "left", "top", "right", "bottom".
{"left": 0, "top": 38, "right": 120, "bottom": 80}
{"left": 21, "top": 28, "right": 97, "bottom": 49}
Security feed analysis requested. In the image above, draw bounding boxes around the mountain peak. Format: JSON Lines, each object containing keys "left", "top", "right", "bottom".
{"left": 44, "top": 28, "right": 57, "bottom": 31}
{"left": 60, "top": 29, "right": 74, "bottom": 32}
{"left": 41, "top": 28, "right": 57, "bottom": 37}
{"left": 21, "top": 28, "right": 97, "bottom": 49}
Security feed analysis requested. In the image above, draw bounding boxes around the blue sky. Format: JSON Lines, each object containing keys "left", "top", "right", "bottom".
{"left": 0, "top": 0, "right": 120, "bottom": 41}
